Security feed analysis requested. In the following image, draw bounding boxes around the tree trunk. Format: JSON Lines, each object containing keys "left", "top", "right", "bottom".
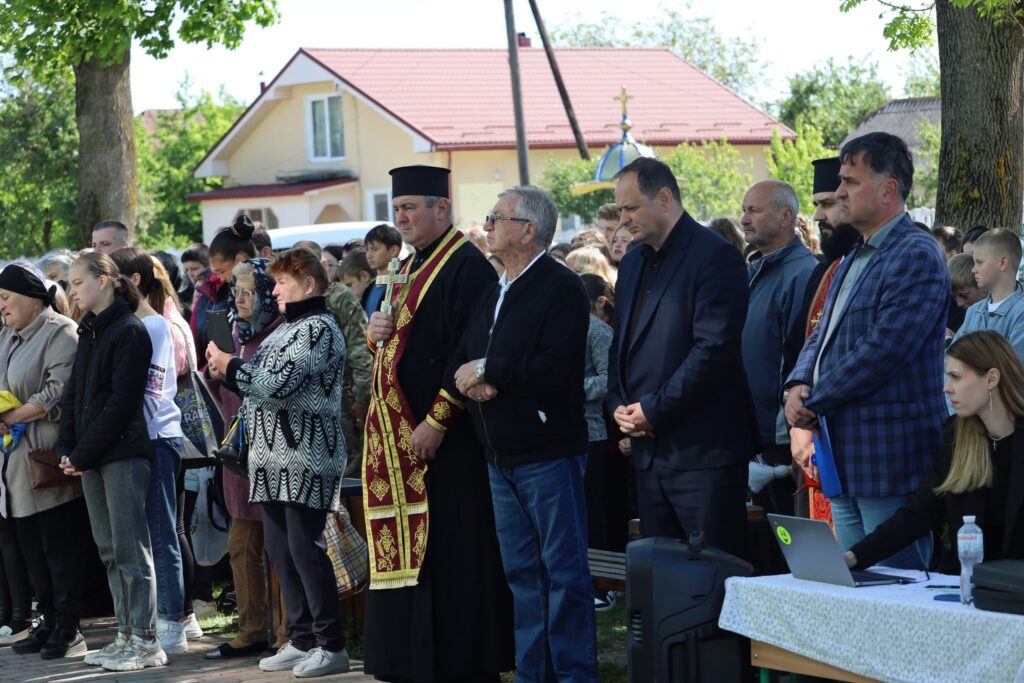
{"left": 935, "top": 0, "right": 1024, "bottom": 232}
{"left": 73, "top": 52, "right": 136, "bottom": 248}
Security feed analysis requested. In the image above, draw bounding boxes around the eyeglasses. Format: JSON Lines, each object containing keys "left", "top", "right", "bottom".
{"left": 230, "top": 287, "right": 256, "bottom": 301}
{"left": 485, "top": 214, "right": 531, "bottom": 225}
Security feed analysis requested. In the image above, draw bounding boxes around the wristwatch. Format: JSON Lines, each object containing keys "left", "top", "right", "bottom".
{"left": 475, "top": 359, "right": 486, "bottom": 380}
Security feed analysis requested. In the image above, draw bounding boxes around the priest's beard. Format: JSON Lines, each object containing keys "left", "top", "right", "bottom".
{"left": 819, "top": 222, "right": 860, "bottom": 262}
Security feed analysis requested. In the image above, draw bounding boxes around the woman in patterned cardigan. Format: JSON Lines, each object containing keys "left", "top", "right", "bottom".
{"left": 206, "top": 248, "right": 349, "bottom": 679}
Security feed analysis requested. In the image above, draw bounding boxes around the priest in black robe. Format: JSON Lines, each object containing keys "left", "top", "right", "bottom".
{"left": 362, "top": 165, "right": 514, "bottom": 683}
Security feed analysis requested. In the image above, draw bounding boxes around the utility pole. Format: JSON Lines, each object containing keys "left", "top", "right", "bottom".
{"left": 528, "top": 0, "right": 589, "bottom": 160}
{"left": 503, "top": 0, "right": 530, "bottom": 185}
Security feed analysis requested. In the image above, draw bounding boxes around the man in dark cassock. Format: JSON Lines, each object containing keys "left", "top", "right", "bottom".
{"left": 785, "top": 156, "right": 859, "bottom": 521}
{"left": 361, "top": 165, "right": 514, "bottom": 683}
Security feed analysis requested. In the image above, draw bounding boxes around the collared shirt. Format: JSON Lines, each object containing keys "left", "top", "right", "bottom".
{"left": 493, "top": 249, "right": 545, "bottom": 325}
{"left": 814, "top": 212, "right": 905, "bottom": 382}
{"left": 629, "top": 222, "right": 683, "bottom": 339}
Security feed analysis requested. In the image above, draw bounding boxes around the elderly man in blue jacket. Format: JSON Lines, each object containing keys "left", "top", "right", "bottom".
{"left": 741, "top": 180, "right": 817, "bottom": 516}
{"left": 784, "top": 132, "right": 949, "bottom": 569}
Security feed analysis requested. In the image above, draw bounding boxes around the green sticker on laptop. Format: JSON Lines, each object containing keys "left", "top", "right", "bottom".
{"left": 776, "top": 526, "right": 792, "bottom": 545}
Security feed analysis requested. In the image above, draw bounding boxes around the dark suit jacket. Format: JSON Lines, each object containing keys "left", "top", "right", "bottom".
{"left": 606, "top": 212, "right": 758, "bottom": 471}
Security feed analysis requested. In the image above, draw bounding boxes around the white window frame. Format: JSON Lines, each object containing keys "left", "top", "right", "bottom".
{"left": 365, "top": 188, "right": 393, "bottom": 222}
{"left": 305, "top": 94, "right": 346, "bottom": 163}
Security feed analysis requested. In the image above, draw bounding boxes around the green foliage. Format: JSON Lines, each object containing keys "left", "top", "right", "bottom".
{"left": 0, "top": 64, "right": 78, "bottom": 257}
{"left": 539, "top": 156, "right": 614, "bottom": 222}
{"left": 135, "top": 79, "right": 244, "bottom": 248}
{"left": 776, "top": 57, "right": 891, "bottom": 149}
{"left": 838, "top": 1, "right": 936, "bottom": 50}
{"left": 665, "top": 140, "right": 753, "bottom": 222}
{"left": 765, "top": 124, "right": 834, "bottom": 214}
{"left": 911, "top": 118, "right": 940, "bottom": 208}
{"left": 903, "top": 50, "right": 941, "bottom": 97}
{"left": 0, "top": 1, "right": 279, "bottom": 72}
{"left": 550, "top": 1, "right": 766, "bottom": 99}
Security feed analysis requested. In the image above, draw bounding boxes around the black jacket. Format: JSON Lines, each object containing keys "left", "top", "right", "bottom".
{"left": 450, "top": 253, "right": 590, "bottom": 467}
{"left": 607, "top": 213, "right": 759, "bottom": 470}
{"left": 57, "top": 297, "right": 154, "bottom": 470}
{"left": 851, "top": 417, "right": 1024, "bottom": 573}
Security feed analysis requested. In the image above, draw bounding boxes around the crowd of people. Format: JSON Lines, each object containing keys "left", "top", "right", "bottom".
{"left": 0, "top": 129, "right": 1021, "bottom": 682}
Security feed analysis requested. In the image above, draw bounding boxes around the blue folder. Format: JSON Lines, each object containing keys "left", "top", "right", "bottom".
{"left": 811, "top": 416, "right": 843, "bottom": 498}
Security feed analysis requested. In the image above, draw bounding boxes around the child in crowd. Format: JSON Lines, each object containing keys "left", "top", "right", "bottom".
{"left": 952, "top": 228, "right": 1024, "bottom": 360}
{"left": 362, "top": 224, "right": 403, "bottom": 316}
{"left": 338, "top": 250, "right": 375, "bottom": 314}
{"left": 947, "top": 253, "right": 986, "bottom": 337}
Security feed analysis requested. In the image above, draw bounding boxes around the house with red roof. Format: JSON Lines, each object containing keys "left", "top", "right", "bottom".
{"left": 189, "top": 44, "right": 794, "bottom": 241}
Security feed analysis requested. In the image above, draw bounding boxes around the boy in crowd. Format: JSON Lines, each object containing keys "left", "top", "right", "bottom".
{"left": 338, "top": 249, "right": 376, "bottom": 314}
{"left": 946, "top": 253, "right": 986, "bottom": 336}
{"left": 949, "top": 253, "right": 986, "bottom": 311}
{"left": 362, "top": 224, "right": 403, "bottom": 316}
{"left": 952, "top": 228, "right": 1024, "bottom": 359}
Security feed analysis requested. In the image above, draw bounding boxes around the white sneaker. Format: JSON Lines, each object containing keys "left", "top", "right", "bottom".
{"left": 259, "top": 641, "right": 311, "bottom": 672}
{"left": 84, "top": 632, "right": 130, "bottom": 667}
{"left": 293, "top": 647, "right": 350, "bottom": 678}
{"left": 0, "top": 624, "right": 29, "bottom": 646}
{"left": 156, "top": 618, "right": 188, "bottom": 654}
{"left": 102, "top": 635, "right": 168, "bottom": 671}
{"left": 182, "top": 612, "right": 204, "bottom": 640}
{"left": 192, "top": 599, "right": 218, "bottom": 620}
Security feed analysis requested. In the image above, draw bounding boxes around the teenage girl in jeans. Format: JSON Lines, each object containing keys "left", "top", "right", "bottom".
{"left": 57, "top": 253, "right": 167, "bottom": 672}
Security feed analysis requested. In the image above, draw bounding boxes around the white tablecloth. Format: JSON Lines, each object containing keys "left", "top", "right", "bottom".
{"left": 718, "top": 573, "right": 1024, "bottom": 683}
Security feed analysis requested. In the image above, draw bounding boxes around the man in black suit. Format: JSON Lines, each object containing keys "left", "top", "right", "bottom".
{"left": 607, "top": 157, "right": 757, "bottom": 559}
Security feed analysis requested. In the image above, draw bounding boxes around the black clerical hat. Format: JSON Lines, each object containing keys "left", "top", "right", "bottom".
{"left": 812, "top": 157, "right": 841, "bottom": 194}
{"left": 390, "top": 165, "right": 450, "bottom": 198}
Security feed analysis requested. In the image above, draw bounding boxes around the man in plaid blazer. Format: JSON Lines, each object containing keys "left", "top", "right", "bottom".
{"left": 784, "top": 132, "right": 948, "bottom": 569}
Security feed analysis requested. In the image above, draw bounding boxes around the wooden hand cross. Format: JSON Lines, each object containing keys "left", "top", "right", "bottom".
{"left": 375, "top": 257, "right": 408, "bottom": 348}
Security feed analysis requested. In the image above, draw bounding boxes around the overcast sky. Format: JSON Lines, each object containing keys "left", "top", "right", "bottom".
{"left": 129, "top": 0, "right": 928, "bottom": 113}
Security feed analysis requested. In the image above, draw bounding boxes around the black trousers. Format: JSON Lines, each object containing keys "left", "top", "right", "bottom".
{"left": 635, "top": 460, "right": 748, "bottom": 560}
{"left": 15, "top": 496, "right": 92, "bottom": 626}
{"left": 261, "top": 501, "right": 344, "bottom": 652}
{"left": 752, "top": 444, "right": 796, "bottom": 518}
{"left": 0, "top": 513, "right": 32, "bottom": 627}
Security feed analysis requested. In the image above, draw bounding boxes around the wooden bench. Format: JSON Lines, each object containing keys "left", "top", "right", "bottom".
{"left": 588, "top": 548, "right": 627, "bottom": 593}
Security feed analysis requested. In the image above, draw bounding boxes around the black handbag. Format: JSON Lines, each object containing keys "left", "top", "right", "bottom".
{"left": 213, "top": 416, "right": 248, "bottom": 478}
{"left": 973, "top": 560, "right": 1024, "bottom": 615}
{"left": 172, "top": 322, "right": 224, "bottom": 470}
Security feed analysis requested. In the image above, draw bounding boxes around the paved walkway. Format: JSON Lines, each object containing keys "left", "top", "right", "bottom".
{"left": 0, "top": 618, "right": 375, "bottom": 682}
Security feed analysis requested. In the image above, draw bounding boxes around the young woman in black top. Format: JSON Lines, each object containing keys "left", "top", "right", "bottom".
{"left": 57, "top": 253, "right": 166, "bottom": 671}
{"left": 847, "top": 330, "right": 1024, "bottom": 572}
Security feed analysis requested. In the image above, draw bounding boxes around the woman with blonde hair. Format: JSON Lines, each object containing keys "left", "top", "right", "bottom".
{"left": 845, "top": 330, "right": 1024, "bottom": 573}
{"left": 566, "top": 247, "right": 617, "bottom": 286}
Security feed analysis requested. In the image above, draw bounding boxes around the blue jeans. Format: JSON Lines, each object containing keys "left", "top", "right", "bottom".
{"left": 831, "top": 494, "right": 932, "bottom": 570}
{"left": 145, "top": 437, "right": 185, "bottom": 621}
{"left": 82, "top": 457, "right": 157, "bottom": 636}
{"left": 488, "top": 455, "right": 597, "bottom": 683}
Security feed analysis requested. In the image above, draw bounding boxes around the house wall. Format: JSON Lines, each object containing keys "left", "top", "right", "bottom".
{"left": 204, "top": 76, "right": 773, "bottom": 235}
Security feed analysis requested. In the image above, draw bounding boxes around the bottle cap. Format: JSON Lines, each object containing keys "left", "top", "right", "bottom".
{"left": 964, "top": 515, "right": 976, "bottom": 524}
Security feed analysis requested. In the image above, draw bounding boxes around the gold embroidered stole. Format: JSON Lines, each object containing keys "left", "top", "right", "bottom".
{"left": 362, "top": 229, "right": 466, "bottom": 589}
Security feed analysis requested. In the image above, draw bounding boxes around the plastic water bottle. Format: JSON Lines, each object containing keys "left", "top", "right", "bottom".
{"left": 957, "top": 515, "right": 984, "bottom": 605}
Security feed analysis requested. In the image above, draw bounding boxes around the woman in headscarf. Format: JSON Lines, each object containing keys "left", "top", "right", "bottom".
{"left": 0, "top": 264, "right": 89, "bottom": 659}
{"left": 205, "top": 258, "right": 288, "bottom": 659}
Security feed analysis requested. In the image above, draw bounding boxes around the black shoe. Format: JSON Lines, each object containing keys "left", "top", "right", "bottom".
{"left": 40, "top": 622, "right": 87, "bottom": 660}
{"left": 204, "top": 640, "right": 269, "bottom": 659}
{"left": 11, "top": 621, "right": 51, "bottom": 655}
